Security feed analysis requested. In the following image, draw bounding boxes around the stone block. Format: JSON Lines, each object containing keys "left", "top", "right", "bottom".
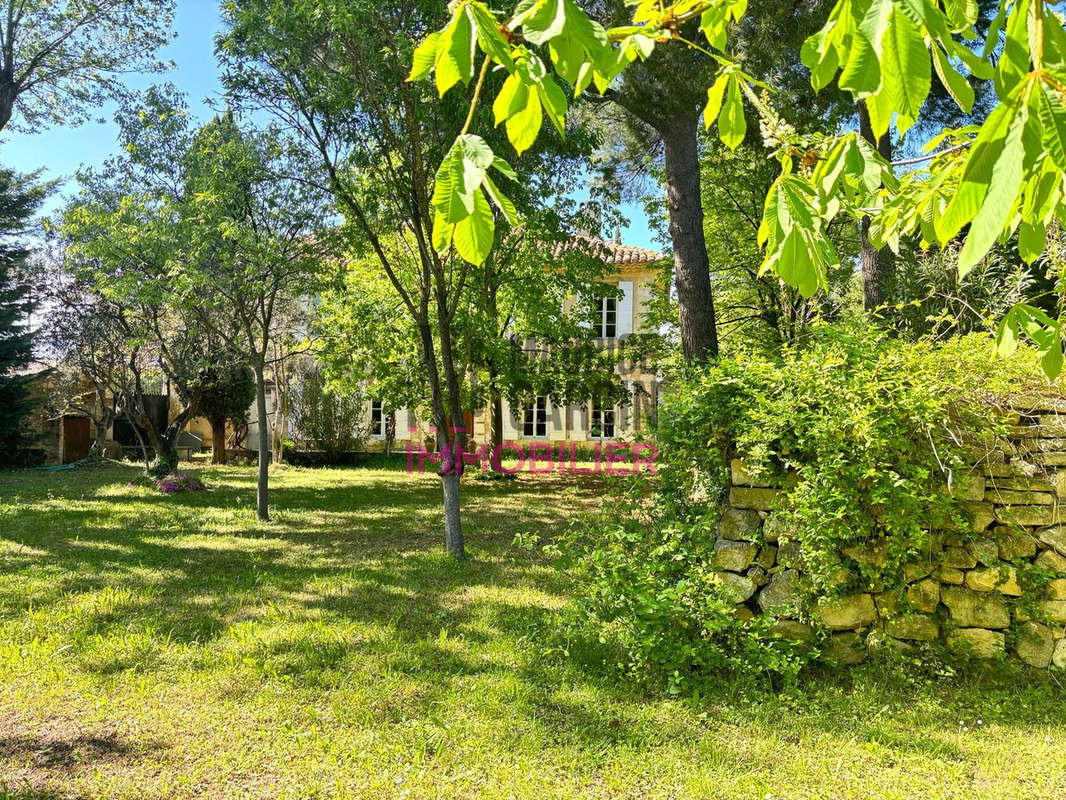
{"left": 907, "top": 579, "right": 940, "bottom": 613}
{"left": 937, "top": 566, "right": 965, "bottom": 585}
{"left": 1016, "top": 622, "right": 1055, "bottom": 668}
{"left": 1043, "top": 600, "right": 1066, "bottom": 624}
{"left": 1048, "top": 579, "right": 1066, "bottom": 600}
{"left": 968, "top": 536, "right": 999, "bottom": 566}
{"left": 1053, "top": 638, "right": 1066, "bottom": 668}
{"left": 822, "top": 632, "right": 866, "bottom": 664}
{"left": 762, "top": 514, "right": 792, "bottom": 543}
{"left": 730, "top": 458, "right": 771, "bottom": 487}
{"left": 885, "top": 615, "right": 939, "bottom": 641}
{"left": 757, "top": 569, "right": 804, "bottom": 616}
{"left": 903, "top": 561, "right": 936, "bottom": 582}
{"left": 949, "top": 628, "right": 1005, "bottom": 658}
{"left": 776, "top": 539, "right": 803, "bottom": 568}
{"left": 994, "top": 526, "right": 1038, "bottom": 560}
{"left": 1036, "top": 549, "right": 1066, "bottom": 573}
{"left": 1038, "top": 525, "right": 1066, "bottom": 556}
{"left": 988, "top": 477, "right": 1056, "bottom": 493}
{"left": 711, "top": 571, "right": 756, "bottom": 603}
{"left": 729, "top": 487, "right": 781, "bottom": 511}
{"left": 943, "top": 546, "right": 977, "bottom": 569}
{"left": 995, "top": 505, "right": 1061, "bottom": 527}
{"left": 814, "top": 593, "right": 877, "bottom": 631}
{"left": 965, "top": 501, "right": 996, "bottom": 531}
{"left": 1035, "top": 452, "right": 1066, "bottom": 467}
{"left": 714, "top": 538, "right": 758, "bottom": 572}
{"left": 951, "top": 474, "right": 985, "bottom": 501}
{"left": 941, "top": 586, "right": 1010, "bottom": 628}
{"left": 717, "top": 507, "right": 762, "bottom": 541}
{"left": 770, "top": 620, "right": 815, "bottom": 642}
{"left": 965, "top": 566, "right": 1021, "bottom": 595}
{"left": 755, "top": 544, "right": 777, "bottom": 570}
{"left": 746, "top": 565, "right": 769, "bottom": 587}
{"left": 986, "top": 488, "right": 1056, "bottom": 505}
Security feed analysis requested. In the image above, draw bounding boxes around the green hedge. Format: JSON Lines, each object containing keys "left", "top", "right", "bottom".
{"left": 558, "top": 325, "right": 1043, "bottom": 690}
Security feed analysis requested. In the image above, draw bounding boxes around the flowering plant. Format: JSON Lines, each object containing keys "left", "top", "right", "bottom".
{"left": 155, "top": 473, "right": 205, "bottom": 494}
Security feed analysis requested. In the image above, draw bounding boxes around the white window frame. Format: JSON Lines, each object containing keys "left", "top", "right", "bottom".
{"left": 596, "top": 295, "right": 617, "bottom": 339}
{"left": 370, "top": 400, "right": 385, "bottom": 438}
{"left": 522, "top": 396, "right": 548, "bottom": 438}
{"left": 590, "top": 400, "right": 616, "bottom": 439}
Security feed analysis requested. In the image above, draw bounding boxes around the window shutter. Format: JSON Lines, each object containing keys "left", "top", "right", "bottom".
{"left": 617, "top": 280, "right": 634, "bottom": 336}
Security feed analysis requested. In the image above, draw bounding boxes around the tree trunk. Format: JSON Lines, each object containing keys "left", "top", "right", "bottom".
{"left": 490, "top": 390, "right": 503, "bottom": 453}
{"left": 416, "top": 316, "right": 465, "bottom": 560}
{"left": 661, "top": 115, "right": 719, "bottom": 362}
{"left": 857, "top": 100, "right": 895, "bottom": 313}
{"left": 271, "top": 364, "right": 287, "bottom": 465}
{"left": 210, "top": 418, "right": 227, "bottom": 464}
{"left": 253, "top": 360, "right": 270, "bottom": 522}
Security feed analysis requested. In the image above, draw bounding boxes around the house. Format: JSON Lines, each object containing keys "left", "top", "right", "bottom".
{"left": 358, "top": 237, "right": 666, "bottom": 453}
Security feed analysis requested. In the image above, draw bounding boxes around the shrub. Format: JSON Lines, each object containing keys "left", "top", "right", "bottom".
{"left": 558, "top": 324, "right": 1041, "bottom": 691}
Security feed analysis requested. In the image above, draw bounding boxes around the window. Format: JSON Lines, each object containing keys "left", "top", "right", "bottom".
{"left": 595, "top": 295, "right": 617, "bottom": 339}
{"left": 590, "top": 400, "right": 615, "bottom": 438}
{"left": 370, "top": 400, "right": 384, "bottom": 437}
{"left": 523, "top": 396, "right": 548, "bottom": 437}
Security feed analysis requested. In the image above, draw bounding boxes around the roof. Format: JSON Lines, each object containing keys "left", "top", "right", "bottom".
{"left": 552, "top": 235, "right": 665, "bottom": 267}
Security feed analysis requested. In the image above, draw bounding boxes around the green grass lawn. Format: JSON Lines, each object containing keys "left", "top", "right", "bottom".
{"left": 0, "top": 464, "right": 1065, "bottom": 799}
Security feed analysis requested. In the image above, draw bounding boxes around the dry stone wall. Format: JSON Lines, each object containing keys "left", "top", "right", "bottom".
{"left": 717, "top": 393, "right": 1066, "bottom": 668}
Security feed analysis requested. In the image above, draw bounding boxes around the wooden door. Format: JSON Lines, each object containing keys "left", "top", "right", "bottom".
{"left": 62, "top": 416, "right": 91, "bottom": 463}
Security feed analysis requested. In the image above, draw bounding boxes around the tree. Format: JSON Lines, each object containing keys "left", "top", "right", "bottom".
{"left": 59, "top": 92, "right": 227, "bottom": 475}
{"left": 0, "top": 0, "right": 175, "bottom": 132}
{"left": 289, "top": 363, "right": 367, "bottom": 460}
{"left": 218, "top": 0, "right": 606, "bottom": 555}
{"left": 198, "top": 355, "right": 255, "bottom": 464}
{"left": 413, "top": 0, "right": 1066, "bottom": 377}
{"left": 177, "top": 112, "right": 332, "bottom": 520}
{"left": 0, "top": 167, "right": 48, "bottom": 466}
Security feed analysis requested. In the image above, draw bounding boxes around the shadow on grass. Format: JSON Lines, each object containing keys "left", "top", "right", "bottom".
{"left": 3, "top": 463, "right": 1066, "bottom": 776}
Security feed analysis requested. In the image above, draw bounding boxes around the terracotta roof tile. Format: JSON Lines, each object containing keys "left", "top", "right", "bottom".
{"left": 552, "top": 235, "right": 665, "bottom": 266}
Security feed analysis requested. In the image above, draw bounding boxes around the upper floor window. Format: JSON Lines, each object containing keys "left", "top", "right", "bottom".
{"left": 523, "top": 396, "right": 548, "bottom": 437}
{"left": 370, "top": 400, "right": 384, "bottom": 437}
{"left": 590, "top": 400, "right": 615, "bottom": 439}
{"left": 596, "top": 296, "right": 617, "bottom": 339}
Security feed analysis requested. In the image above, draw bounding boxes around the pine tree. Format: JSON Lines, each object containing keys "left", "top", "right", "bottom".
{"left": 0, "top": 168, "right": 48, "bottom": 467}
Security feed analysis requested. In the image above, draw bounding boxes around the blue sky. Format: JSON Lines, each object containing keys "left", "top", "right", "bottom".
{"left": 0, "top": 0, "right": 658, "bottom": 251}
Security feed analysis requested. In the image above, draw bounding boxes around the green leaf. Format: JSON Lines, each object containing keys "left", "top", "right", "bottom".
{"left": 469, "top": 2, "right": 515, "bottom": 69}
{"left": 453, "top": 189, "right": 495, "bottom": 264}
{"left": 432, "top": 207, "right": 455, "bottom": 253}
{"left": 1018, "top": 218, "right": 1046, "bottom": 263}
{"left": 435, "top": 8, "right": 476, "bottom": 97}
{"left": 775, "top": 226, "right": 818, "bottom": 297}
{"left": 943, "top": 0, "right": 978, "bottom": 31}
{"left": 506, "top": 89, "right": 542, "bottom": 154}
{"left": 702, "top": 73, "right": 729, "bottom": 130}
{"left": 536, "top": 77, "right": 568, "bottom": 137}
{"left": 995, "top": 0, "right": 1030, "bottom": 99}
{"left": 839, "top": 32, "right": 882, "bottom": 97}
{"left": 931, "top": 45, "right": 974, "bottom": 114}
{"left": 1038, "top": 84, "right": 1066, "bottom": 169}
{"left": 957, "top": 101, "right": 1028, "bottom": 276}
{"left": 879, "top": 6, "right": 931, "bottom": 134}
{"left": 492, "top": 157, "right": 517, "bottom": 181}
{"left": 996, "top": 307, "right": 1020, "bottom": 357}
{"left": 482, "top": 173, "right": 518, "bottom": 225}
{"left": 937, "top": 101, "right": 1013, "bottom": 242}
{"left": 718, "top": 75, "right": 746, "bottom": 150}
{"left": 801, "top": 27, "right": 840, "bottom": 92}
{"left": 493, "top": 74, "right": 527, "bottom": 126}
{"left": 409, "top": 32, "right": 440, "bottom": 82}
